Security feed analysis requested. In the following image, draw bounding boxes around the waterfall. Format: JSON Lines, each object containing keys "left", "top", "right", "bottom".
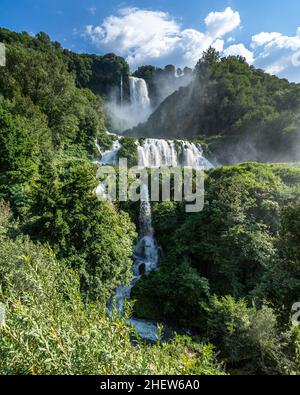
{"left": 111, "top": 183, "right": 158, "bottom": 314}
{"left": 129, "top": 76, "right": 151, "bottom": 112}
{"left": 97, "top": 136, "right": 213, "bottom": 170}
{"left": 99, "top": 140, "right": 121, "bottom": 166}
{"left": 106, "top": 76, "right": 152, "bottom": 132}
{"left": 138, "top": 139, "right": 214, "bottom": 170}
{"left": 120, "top": 75, "right": 123, "bottom": 106}
{"left": 134, "top": 184, "right": 158, "bottom": 274}
{"left": 101, "top": 135, "right": 214, "bottom": 341}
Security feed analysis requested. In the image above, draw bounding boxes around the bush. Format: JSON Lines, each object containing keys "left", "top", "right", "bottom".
{"left": 204, "top": 296, "right": 297, "bottom": 374}
{"left": 132, "top": 260, "right": 210, "bottom": 330}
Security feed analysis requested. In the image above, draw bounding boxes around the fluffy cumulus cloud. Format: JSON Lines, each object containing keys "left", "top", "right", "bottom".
{"left": 224, "top": 44, "right": 254, "bottom": 64}
{"left": 85, "top": 8, "right": 181, "bottom": 66}
{"left": 250, "top": 29, "right": 300, "bottom": 81}
{"left": 204, "top": 7, "right": 240, "bottom": 39}
{"left": 84, "top": 7, "right": 242, "bottom": 68}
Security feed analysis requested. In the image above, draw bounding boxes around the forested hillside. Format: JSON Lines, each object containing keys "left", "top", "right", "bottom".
{"left": 0, "top": 28, "right": 226, "bottom": 375}
{"left": 133, "top": 163, "right": 300, "bottom": 374}
{"left": 1, "top": 29, "right": 300, "bottom": 376}
{"left": 128, "top": 48, "right": 300, "bottom": 165}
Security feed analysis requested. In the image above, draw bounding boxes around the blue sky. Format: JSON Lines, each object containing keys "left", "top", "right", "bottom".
{"left": 1, "top": 0, "right": 300, "bottom": 81}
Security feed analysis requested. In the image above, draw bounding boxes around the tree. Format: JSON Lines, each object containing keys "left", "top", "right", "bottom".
{"left": 256, "top": 201, "right": 300, "bottom": 317}
{"left": 195, "top": 46, "right": 220, "bottom": 81}
{"left": 27, "top": 158, "right": 137, "bottom": 299}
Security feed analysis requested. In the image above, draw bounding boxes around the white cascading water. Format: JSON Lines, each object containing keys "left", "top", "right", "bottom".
{"left": 129, "top": 76, "right": 151, "bottom": 112}
{"left": 105, "top": 76, "right": 152, "bottom": 131}
{"left": 138, "top": 139, "right": 214, "bottom": 169}
{"left": 99, "top": 80, "right": 213, "bottom": 340}
{"left": 112, "top": 183, "right": 159, "bottom": 314}
{"left": 99, "top": 140, "right": 121, "bottom": 166}
{"left": 120, "top": 75, "right": 124, "bottom": 106}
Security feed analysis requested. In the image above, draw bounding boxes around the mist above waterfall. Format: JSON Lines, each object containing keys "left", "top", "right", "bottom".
{"left": 150, "top": 68, "right": 194, "bottom": 109}
{"left": 105, "top": 76, "right": 152, "bottom": 132}
{"left": 105, "top": 66, "right": 194, "bottom": 134}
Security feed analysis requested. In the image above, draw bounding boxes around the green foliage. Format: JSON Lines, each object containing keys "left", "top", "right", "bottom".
{"left": 0, "top": 107, "right": 41, "bottom": 215}
{"left": 119, "top": 137, "right": 139, "bottom": 167}
{"left": 0, "top": 205, "right": 223, "bottom": 375}
{"left": 0, "top": 38, "right": 106, "bottom": 157}
{"left": 148, "top": 163, "right": 298, "bottom": 299}
{"left": 25, "top": 158, "right": 136, "bottom": 299}
{"left": 0, "top": 28, "right": 130, "bottom": 99}
{"left": 129, "top": 49, "right": 300, "bottom": 164}
{"left": 204, "top": 296, "right": 296, "bottom": 374}
{"left": 132, "top": 260, "right": 210, "bottom": 329}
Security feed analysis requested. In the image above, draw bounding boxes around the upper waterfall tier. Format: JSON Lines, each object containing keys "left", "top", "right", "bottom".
{"left": 129, "top": 76, "right": 151, "bottom": 112}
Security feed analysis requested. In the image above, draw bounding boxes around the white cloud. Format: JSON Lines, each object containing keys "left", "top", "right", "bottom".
{"left": 204, "top": 7, "right": 241, "bottom": 39}
{"left": 84, "top": 7, "right": 241, "bottom": 68}
{"left": 224, "top": 44, "right": 254, "bottom": 64}
{"left": 83, "top": 6, "right": 300, "bottom": 81}
{"left": 251, "top": 32, "right": 282, "bottom": 48}
{"left": 85, "top": 8, "right": 181, "bottom": 66}
{"left": 251, "top": 28, "right": 300, "bottom": 81}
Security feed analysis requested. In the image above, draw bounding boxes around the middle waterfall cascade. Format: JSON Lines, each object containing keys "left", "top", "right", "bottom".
{"left": 97, "top": 137, "right": 214, "bottom": 170}
{"left": 133, "top": 184, "right": 159, "bottom": 275}
{"left": 138, "top": 139, "right": 214, "bottom": 169}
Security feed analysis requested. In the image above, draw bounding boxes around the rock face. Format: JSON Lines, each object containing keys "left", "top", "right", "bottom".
{"left": 126, "top": 85, "right": 199, "bottom": 139}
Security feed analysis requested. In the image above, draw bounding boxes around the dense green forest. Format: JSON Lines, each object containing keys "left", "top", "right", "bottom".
{"left": 133, "top": 163, "right": 300, "bottom": 374}
{"left": 128, "top": 48, "right": 300, "bottom": 165}
{"left": 0, "top": 29, "right": 300, "bottom": 375}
